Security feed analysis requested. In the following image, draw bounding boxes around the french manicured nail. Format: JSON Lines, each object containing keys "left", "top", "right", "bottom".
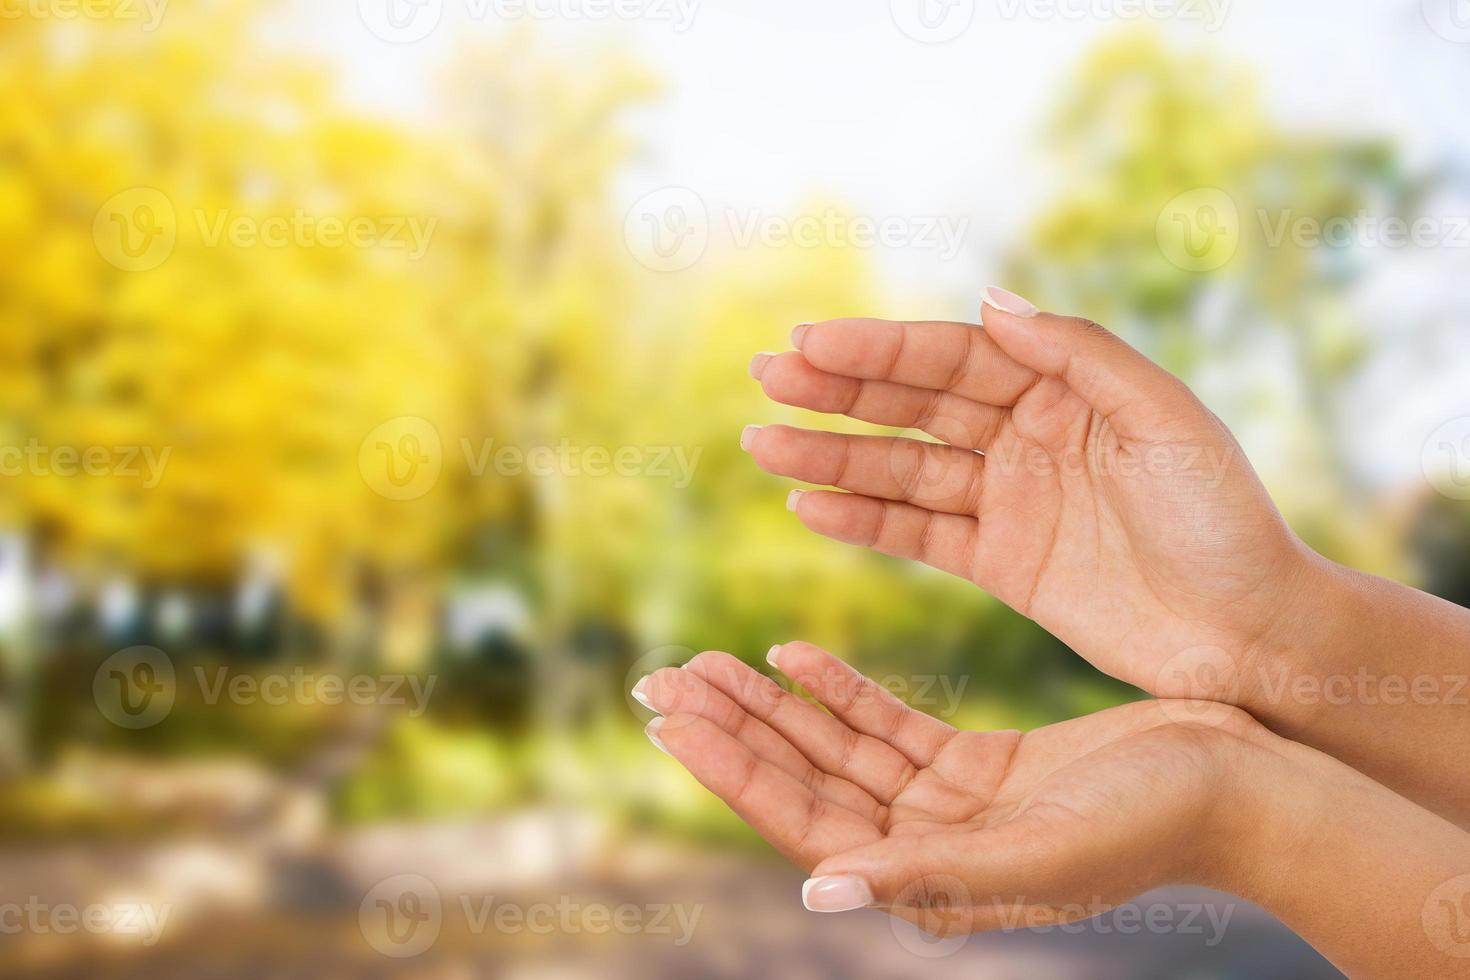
{"left": 785, "top": 489, "right": 805, "bottom": 512}
{"left": 749, "top": 352, "right": 777, "bottom": 380}
{"left": 766, "top": 644, "right": 783, "bottom": 669}
{"left": 792, "top": 323, "right": 813, "bottom": 348}
{"left": 801, "top": 875, "right": 874, "bottom": 913}
{"left": 982, "top": 285, "right": 1039, "bottom": 318}
{"left": 645, "top": 717, "right": 671, "bottom": 756}
{"left": 741, "top": 425, "right": 763, "bottom": 452}
{"left": 631, "top": 677, "right": 655, "bottom": 711}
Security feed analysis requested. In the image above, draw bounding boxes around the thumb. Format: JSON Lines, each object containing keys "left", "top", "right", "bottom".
{"left": 979, "top": 286, "right": 1197, "bottom": 429}
{"left": 801, "top": 823, "right": 1073, "bottom": 932}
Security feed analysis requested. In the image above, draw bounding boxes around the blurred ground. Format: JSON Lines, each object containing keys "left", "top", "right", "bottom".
{"left": 0, "top": 750, "right": 1342, "bottom": 980}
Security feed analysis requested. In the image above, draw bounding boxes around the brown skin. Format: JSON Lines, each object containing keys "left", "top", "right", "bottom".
{"left": 745, "top": 302, "right": 1470, "bottom": 826}
{"left": 641, "top": 643, "right": 1470, "bottom": 978}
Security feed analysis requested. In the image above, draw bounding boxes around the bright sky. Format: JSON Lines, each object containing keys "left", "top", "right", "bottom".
{"left": 285, "top": 0, "right": 1470, "bottom": 490}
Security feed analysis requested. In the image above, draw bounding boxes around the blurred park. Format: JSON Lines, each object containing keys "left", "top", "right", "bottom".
{"left": 2, "top": 0, "right": 1469, "bottom": 976}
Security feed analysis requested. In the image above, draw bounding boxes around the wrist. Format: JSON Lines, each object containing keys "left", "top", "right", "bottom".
{"left": 1232, "top": 545, "right": 1366, "bottom": 737}
{"left": 1179, "top": 723, "right": 1316, "bottom": 897}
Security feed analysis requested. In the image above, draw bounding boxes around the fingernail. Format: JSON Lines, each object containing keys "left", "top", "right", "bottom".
{"left": 801, "top": 875, "right": 874, "bottom": 913}
{"left": 766, "top": 644, "right": 783, "bottom": 669}
{"left": 645, "top": 717, "right": 671, "bottom": 756}
{"left": 740, "top": 425, "right": 763, "bottom": 452}
{"left": 749, "top": 352, "right": 776, "bottom": 380}
{"left": 631, "top": 677, "right": 655, "bottom": 711}
{"left": 785, "top": 489, "right": 805, "bottom": 512}
{"left": 982, "top": 285, "right": 1039, "bottom": 319}
{"left": 792, "top": 323, "right": 812, "bottom": 348}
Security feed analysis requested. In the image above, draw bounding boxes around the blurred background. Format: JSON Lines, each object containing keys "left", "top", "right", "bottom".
{"left": 2, "top": 0, "right": 1469, "bottom": 976}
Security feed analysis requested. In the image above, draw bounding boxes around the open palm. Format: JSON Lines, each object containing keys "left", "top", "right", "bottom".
{"left": 745, "top": 293, "right": 1318, "bottom": 698}
{"left": 637, "top": 642, "right": 1258, "bottom": 931}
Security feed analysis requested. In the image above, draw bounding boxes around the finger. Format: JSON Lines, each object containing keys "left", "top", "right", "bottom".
{"left": 792, "top": 318, "right": 1039, "bottom": 408}
{"left": 683, "top": 652, "right": 918, "bottom": 806}
{"left": 804, "top": 824, "right": 1075, "bottom": 930}
{"left": 767, "top": 642, "right": 956, "bottom": 768}
{"left": 978, "top": 287, "right": 1199, "bottom": 431}
{"left": 789, "top": 491, "right": 978, "bottom": 580}
{"left": 636, "top": 665, "right": 886, "bottom": 822}
{"left": 746, "top": 425, "right": 984, "bottom": 517}
{"left": 650, "top": 713, "right": 883, "bottom": 868}
{"left": 752, "top": 351, "right": 1008, "bottom": 451}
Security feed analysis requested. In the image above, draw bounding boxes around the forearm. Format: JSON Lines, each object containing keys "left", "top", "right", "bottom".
{"left": 1240, "top": 550, "right": 1470, "bottom": 826}
{"left": 1218, "top": 734, "right": 1470, "bottom": 978}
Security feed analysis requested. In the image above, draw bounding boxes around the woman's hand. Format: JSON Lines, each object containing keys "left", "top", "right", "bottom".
{"left": 638, "top": 643, "right": 1470, "bottom": 977}
{"left": 633, "top": 641, "right": 1263, "bottom": 933}
{"left": 744, "top": 288, "right": 1319, "bottom": 703}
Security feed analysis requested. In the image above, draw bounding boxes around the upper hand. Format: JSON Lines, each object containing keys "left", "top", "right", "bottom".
{"left": 744, "top": 288, "right": 1322, "bottom": 700}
